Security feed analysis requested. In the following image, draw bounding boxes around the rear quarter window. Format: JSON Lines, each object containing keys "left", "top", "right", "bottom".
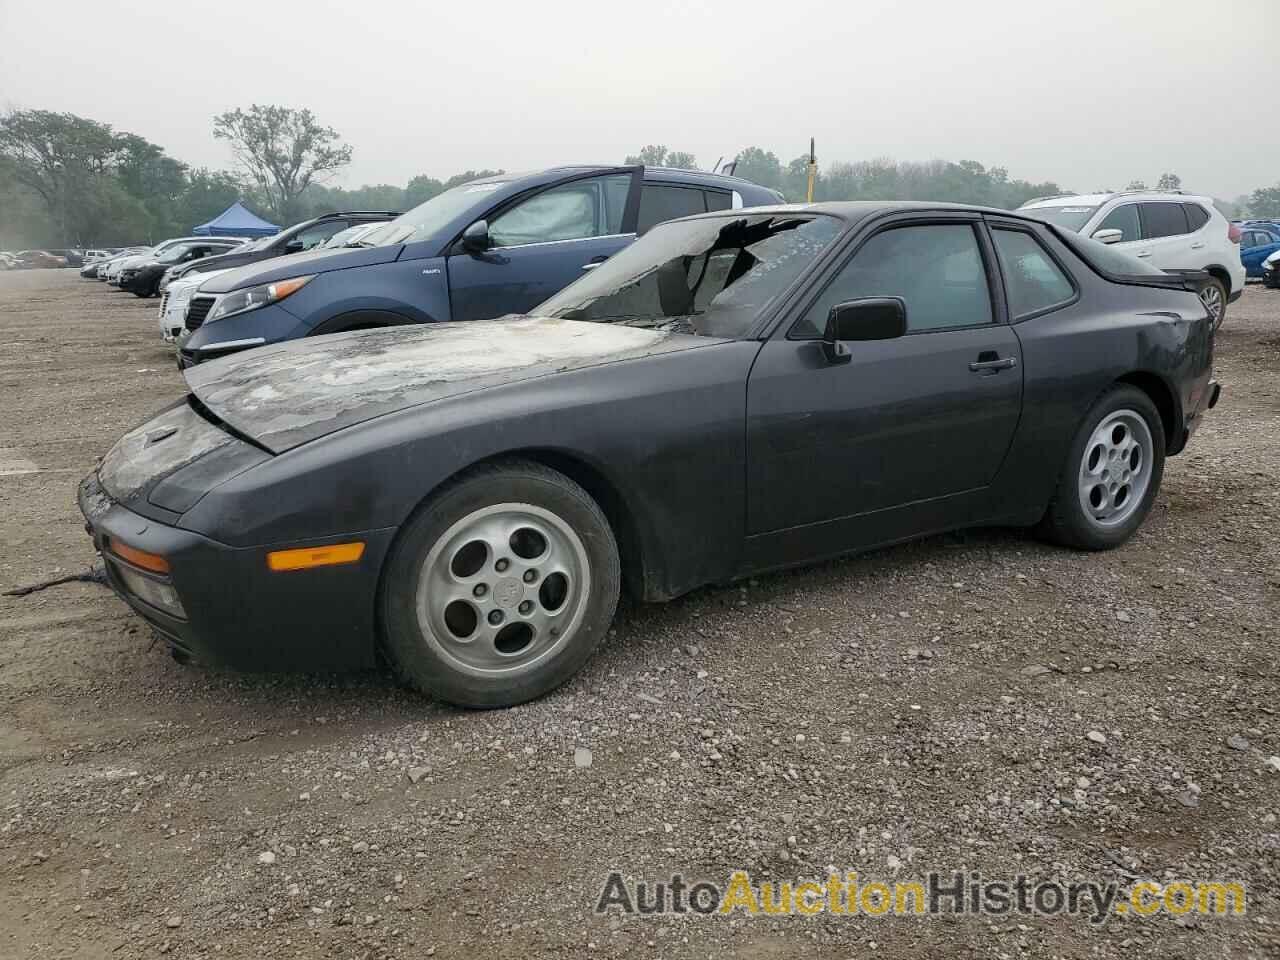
{"left": 1139, "top": 202, "right": 1189, "bottom": 239}
{"left": 1183, "top": 203, "right": 1210, "bottom": 231}
{"left": 991, "top": 229, "right": 1075, "bottom": 318}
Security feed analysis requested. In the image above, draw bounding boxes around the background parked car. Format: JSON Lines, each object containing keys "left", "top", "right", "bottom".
{"left": 1238, "top": 224, "right": 1280, "bottom": 278}
{"left": 119, "top": 239, "right": 245, "bottom": 298}
{"left": 178, "top": 166, "right": 781, "bottom": 365}
{"left": 102, "top": 237, "right": 223, "bottom": 284}
{"left": 1019, "top": 190, "right": 1244, "bottom": 327}
{"left": 158, "top": 268, "right": 234, "bottom": 343}
{"left": 0, "top": 252, "right": 17, "bottom": 270}
{"left": 80, "top": 247, "right": 149, "bottom": 278}
{"left": 48, "top": 248, "right": 85, "bottom": 267}
{"left": 15, "top": 250, "right": 67, "bottom": 269}
{"left": 316, "top": 222, "right": 385, "bottom": 250}
{"left": 1263, "top": 249, "right": 1280, "bottom": 288}
{"left": 163, "top": 210, "right": 400, "bottom": 286}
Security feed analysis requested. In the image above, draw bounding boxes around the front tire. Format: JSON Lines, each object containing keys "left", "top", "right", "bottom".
{"left": 1036, "top": 385, "right": 1166, "bottom": 550}
{"left": 380, "top": 459, "right": 620, "bottom": 708}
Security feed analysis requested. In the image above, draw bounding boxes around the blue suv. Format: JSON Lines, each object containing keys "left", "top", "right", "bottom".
{"left": 178, "top": 165, "right": 782, "bottom": 366}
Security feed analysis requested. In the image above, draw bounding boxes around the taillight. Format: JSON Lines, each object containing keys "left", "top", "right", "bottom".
{"left": 1228, "top": 223, "right": 1242, "bottom": 244}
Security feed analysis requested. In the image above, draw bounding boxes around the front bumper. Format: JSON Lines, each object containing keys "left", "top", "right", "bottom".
{"left": 78, "top": 471, "right": 390, "bottom": 671}
{"left": 177, "top": 301, "right": 304, "bottom": 367}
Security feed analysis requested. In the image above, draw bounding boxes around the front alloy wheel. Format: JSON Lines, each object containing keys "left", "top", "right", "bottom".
{"left": 415, "top": 503, "right": 591, "bottom": 679}
{"left": 381, "top": 459, "right": 620, "bottom": 708}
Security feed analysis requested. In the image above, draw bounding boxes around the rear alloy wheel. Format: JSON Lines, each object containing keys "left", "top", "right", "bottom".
{"left": 1198, "top": 278, "right": 1226, "bottom": 332}
{"left": 1037, "top": 385, "right": 1165, "bottom": 550}
{"left": 381, "top": 460, "right": 620, "bottom": 708}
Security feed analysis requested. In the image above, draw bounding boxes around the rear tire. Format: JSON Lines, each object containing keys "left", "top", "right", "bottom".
{"left": 1036, "top": 385, "right": 1165, "bottom": 550}
{"left": 380, "top": 459, "right": 620, "bottom": 708}
{"left": 1199, "top": 277, "right": 1227, "bottom": 333}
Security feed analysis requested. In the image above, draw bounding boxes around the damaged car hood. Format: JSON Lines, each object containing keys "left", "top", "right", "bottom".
{"left": 184, "top": 316, "right": 722, "bottom": 453}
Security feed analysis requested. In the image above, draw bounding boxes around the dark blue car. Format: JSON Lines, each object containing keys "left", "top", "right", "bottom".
{"left": 1238, "top": 222, "right": 1280, "bottom": 278}
{"left": 179, "top": 165, "right": 781, "bottom": 366}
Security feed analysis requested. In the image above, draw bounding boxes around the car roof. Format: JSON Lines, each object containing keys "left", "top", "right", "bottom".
{"left": 466, "top": 163, "right": 778, "bottom": 192}
{"left": 660, "top": 199, "right": 1067, "bottom": 227}
{"left": 1024, "top": 191, "right": 1212, "bottom": 208}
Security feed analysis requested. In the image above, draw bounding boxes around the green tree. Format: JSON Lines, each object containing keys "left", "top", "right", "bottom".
{"left": 404, "top": 174, "right": 444, "bottom": 208}
{"left": 1156, "top": 172, "right": 1182, "bottom": 191}
{"left": 731, "top": 147, "right": 784, "bottom": 192}
{"left": 1249, "top": 184, "right": 1280, "bottom": 217}
{"left": 0, "top": 109, "right": 123, "bottom": 242}
{"left": 442, "top": 169, "right": 504, "bottom": 190}
{"left": 173, "top": 168, "right": 248, "bottom": 231}
{"left": 213, "top": 105, "right": 352, "bottom": 222}
{"left": 623, "top": 145, "right": 696, "bottom": 168}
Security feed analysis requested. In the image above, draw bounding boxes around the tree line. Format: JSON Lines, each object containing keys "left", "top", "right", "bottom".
{"left": 2, "top": 107, "right": 1278, "bottom": 250}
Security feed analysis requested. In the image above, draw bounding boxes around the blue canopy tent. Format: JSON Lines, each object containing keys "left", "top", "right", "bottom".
{"left": 192, "top": 202, "right": 279, "bottom": 238}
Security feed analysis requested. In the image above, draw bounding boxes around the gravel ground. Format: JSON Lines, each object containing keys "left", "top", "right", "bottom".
{"left": 0, "top": 271, "right": 1277, "bottom": 959}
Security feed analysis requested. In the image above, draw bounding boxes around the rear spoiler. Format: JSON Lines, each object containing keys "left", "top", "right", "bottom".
{"left": 1046, "top": 224, "right": 1212, "bottom": 293}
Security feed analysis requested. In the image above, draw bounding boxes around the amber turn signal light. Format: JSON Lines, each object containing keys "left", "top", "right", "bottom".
{"left": 108, "top": 538, "right": 171, "bottom": 574}
{"left": 267, "top": 542, "right": 365, "bottom": 572}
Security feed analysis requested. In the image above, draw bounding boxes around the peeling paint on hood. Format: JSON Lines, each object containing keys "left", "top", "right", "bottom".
{"left": 99, "top": 402, "right": 237, "bottom": 504}
{"left": 184, "top": 316, "right": 721, "bottom": 452}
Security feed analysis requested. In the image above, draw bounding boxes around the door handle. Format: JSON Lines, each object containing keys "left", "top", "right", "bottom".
{"left": 1190, "top": 242, "right": 1205, "bottom": 249}
{"left": 969, "top": 356, "right": 1017, "bottom": 373}
{"left": 1136, "top": 251, "right": 1153, "bottom": 258}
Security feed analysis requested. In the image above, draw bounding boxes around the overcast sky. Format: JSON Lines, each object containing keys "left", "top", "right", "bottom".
{"left": 1, "top": 0, "right": 1276, "bottom": 199}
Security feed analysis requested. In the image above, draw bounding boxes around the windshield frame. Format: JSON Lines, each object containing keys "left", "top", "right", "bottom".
{"left": 536, "top": 210, "right": 849, "bottom": 341}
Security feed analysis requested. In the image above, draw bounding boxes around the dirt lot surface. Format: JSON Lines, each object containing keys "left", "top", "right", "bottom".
{"left": 1, "top": 270, "right": 1277, "bottom": 959}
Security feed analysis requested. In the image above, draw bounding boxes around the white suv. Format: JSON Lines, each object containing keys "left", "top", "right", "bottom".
{"left": 158, "top": 268, "right": 233, "bottom": 343}
{"left": 1018, "top": 191, "right": 1244, "bottom": 326}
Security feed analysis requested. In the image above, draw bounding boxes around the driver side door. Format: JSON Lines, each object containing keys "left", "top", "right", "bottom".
{"left": 446, "top": 168, "right": 641, "bottom": 321}
{"left": 744, "top": 216, "right": 1023, "bottom": 564}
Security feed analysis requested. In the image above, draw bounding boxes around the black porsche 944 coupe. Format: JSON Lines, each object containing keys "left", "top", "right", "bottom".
{"left": 80, "top": 202, "right": 1221, "bottom": 707}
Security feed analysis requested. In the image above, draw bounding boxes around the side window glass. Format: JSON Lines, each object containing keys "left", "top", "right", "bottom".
{"left": 1139, "top": 202, "right": 1189, "bottom": 239}
{"left": 704, "top": 190, "right": 732, "bottom": 212}
{"left": 602, "top": 175, "right": 630, "bottom": 235}
{"left": 637, "top": 185, "right": 707, "bottom": 234}
{"left": 793, "top": 224, "right": 992, "bottom": 337}
{"left": 1183, "top": 203, "right": 1210, "bottom": 232}
{"left": 991, "top": 229, "right": 1074, "bottom": 318}
{"left": 1095, "top": 204, "right": 1141, "bottom": 242}
{"left": 490, "top": 174, "right": 630, "bottom": 247}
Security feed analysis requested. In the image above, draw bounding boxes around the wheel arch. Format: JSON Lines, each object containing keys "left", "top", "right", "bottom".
{"left": 1203, "top": 264, "right": 1233, "bottom": 293}
{"left": 1115, "top": 371, "right": 1179, "bottom": 452}
{"left": 381, "top": 447, "right": 652, "bottom": 605}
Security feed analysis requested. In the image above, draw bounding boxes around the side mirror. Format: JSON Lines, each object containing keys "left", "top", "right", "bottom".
{"left": 461, "top": 220, "right": 491, "bottom": 254}
{"left": 821, "top": 297, "right": 907, "bottom": 364}
{"left": 1092, "top": 228, "right": 1124, "bottom": 245}
{"left": 283, "top": 239, "right": 305, "bottom": 254}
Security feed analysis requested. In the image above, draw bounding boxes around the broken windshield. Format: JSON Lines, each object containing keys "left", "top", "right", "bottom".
{"left": 537, "top": 214, "right": 843, "bottom": 338}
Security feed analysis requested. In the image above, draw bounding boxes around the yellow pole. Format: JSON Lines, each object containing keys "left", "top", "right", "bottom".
{"left": 806, "top": 138, "right": 817, "bottom": 203}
